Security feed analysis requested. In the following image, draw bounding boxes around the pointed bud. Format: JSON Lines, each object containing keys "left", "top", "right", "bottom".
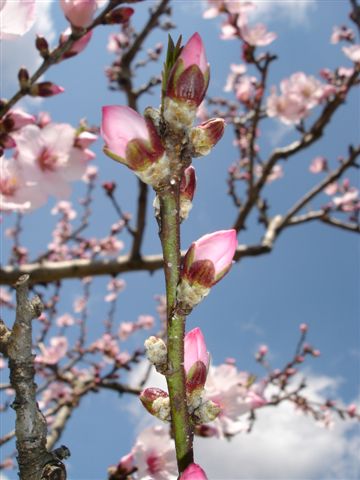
{"left": 36, "top": 36, "right": 50, "bottom": 58}
{"left": 177, "top": 230, "right": 238, "bottom": 308}
{"left": 104, "top": 7, "right": 134, "bottom": 24}
{"left": 184, "top": 328, "right": 209, "bottom": 374}
{"left": 190, "top": 118, "right": 225, "bottom": 157}
{"left": 186, "top": 360, "right": 208, "bottom": 394}
{"left": 30, "top": 82, "right": 64, "bottom": 97}
{"left": 180, "top": 463, "right": 208, "bottom": 480}
{"left": 164, "top": 33, "right": 210, "bottom": 129}
{"left": 144, "top": 336, "right": 167, "bottom": 372}
{"left": 101, "top": 105, "right": 168, "bottom": 187}
{"left": 18, "top": 68, "right": 30, "bottom": 89}
{"left": 180, "top": 166, "right": 196, "bottom": 221}
{"left": 59, "top": 29, "right": 92, "bottom": 60}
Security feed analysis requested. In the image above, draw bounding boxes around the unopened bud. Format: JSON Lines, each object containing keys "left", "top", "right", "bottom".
{"left": 193, "top": 399, "right": 221, "bottom": 424}
{"left": 190, "top": 118, "right": 225, "bottom": 157}
{"left": 179, "top": 166, "right": 196, "bottom": 221}
{"left": 299, "top": 323, "right": 308, "bottom": 333}
{"left": 144, "top": 336, "right": 167, "bottom": 372}
{"left": 30, "top": 82, "right": 64, "bottom": 97}
{"left": 18, "top": 68, "right": 30, "bottom": 89}
{"left": 104, "top": 7, "right": 134, "bottom": 24}
{"left": 36, "top": 36, "right": 50, "bottom": 58}
{"left": 140, "top": 388, "right": 170, "bottom": 421}
{"left": 102, "top": 182, "right": 116, "bottom": 195}
{"left": 186, "top": 360, "right": 208, "bottom": 394}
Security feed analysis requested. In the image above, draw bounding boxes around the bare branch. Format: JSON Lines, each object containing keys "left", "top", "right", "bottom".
{"left": 6, "top": 275, "right": 68, "bottom": 480}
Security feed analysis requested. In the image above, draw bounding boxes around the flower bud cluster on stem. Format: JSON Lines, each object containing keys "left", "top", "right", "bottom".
{"left": 101, "top": 32, "right": 238, "bottom": 476}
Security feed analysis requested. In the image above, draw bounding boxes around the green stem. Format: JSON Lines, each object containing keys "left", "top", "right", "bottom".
{"left": 158, "top": 189, "right": 193, "bottom": 474}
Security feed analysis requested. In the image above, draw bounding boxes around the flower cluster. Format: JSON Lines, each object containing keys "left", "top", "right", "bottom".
{"left": 1, "top": 116, "right": 97, "bottom": 212}
{"left": 267, "top": 72, "right": 336, "bottom": 125}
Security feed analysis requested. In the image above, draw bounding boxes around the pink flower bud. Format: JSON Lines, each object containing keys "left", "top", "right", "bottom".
{"left": 140, "top": 387, "right": 169, "bottom": 415}
{"left": 299, "top": 323, "right": 308, "bottom": 333}
{"left": 190, "top": 118, "right": 225, "bottom": 157}
{"left": 116, "top": 453, "right": 134, "bottom": 475}
{"left": 258, "top": 344, "right": 268, "bottom": 356}
{"left": 3, "top": 109, "right": 35, "bottom": 131}
{"left": 347, "top": 404, "right": 357, "bottom": 417}
{"left": 182, "top": 230, "right": 238, "bottom": 288}
{"left": 180, "top": 166, "right": 197, "bottom": 201}
{"left": 184, "top": 328, "right": 209, "bottom": 392}
{"left": 101, "top": 106, "right": 166, "bottom": 186}
{"left": 104, "top": 7, "right": 134, "bottom": 24}
{"left": 60, "top": 0, "right": 97, "bottom": 28}
{"left": 60, "top": 28, "right": 93, "bottom": 60}
{"left": 165, "top": 33, "right": 209, "bottom": 111}
{"left": 179, "top": 166, "right": 196, "bottom": 221}
{"left": 30, "top": 82, "right": 64, "bottom": 97}
{"left": 180, "top": 463, "right": 208, "bottom": 480}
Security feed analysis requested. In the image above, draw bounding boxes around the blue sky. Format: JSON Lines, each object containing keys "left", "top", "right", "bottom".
{"left": 1, "top": 1, "right": 359, "bottom": 479}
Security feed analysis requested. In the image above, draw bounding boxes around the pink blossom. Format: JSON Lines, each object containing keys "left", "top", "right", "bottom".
{"left": 238, "top": 16, "right": 277, "bottom": 47}
{"left": 137, "top": 315, "right": 155, "bottom": 329}
{"left": 309, "top": 156, "right": 328, "bottom": 173}
{"left": 204, "top": 364, "right": 267, "bottom": 436}
{"left": 36, "top": 336, "right": 68, "bottom": 365}
{"left": 332, "top": 189, "right": 359, "bottom": 211}
{"left": 220, "top": 23, "right": 238, "bottom": 40}
{"left": 182, "top": 229, "right": 238, "bottom": 287}
{"left": 107, "top": 31, "right": 130, "bottom": 53}
{"left": 60, "top": 28, "right": 93, "bottom": 60}
{"left": 300, "top": 323, "right": 308, "bottom": 333}
{"left": 118, "top": 322, "right": 136, "bottom": 341}
{"left": 347, "top": 404, "right": 357, "bottom": 417}
{"left": 60, "top": 0, "right": 97, "bottom": 28}
{"left": 0, "top": 156, "right": 47, "bottom": 212}
{"left": 105, "top": 278, "right": 126, "bottom": 302}
{"left": 56, "top": 313, "right": 75, "bottom": 327}
{"left": 75, "top": 131, "right": 98, "bottom": 149}
{"left": 14, "top": 123, "right": 93, "bottom": 200}
{"left": 184, "top": 327, "right": 210, "bottom": 375}
{"left": 180, "top": 463, "right": 208, "bottom": 480}
{"left": 39, "top": 382, "right": 72, "bottom": 408}
{"left": 224, "top": 63, "right": 247, "bottom": 92}
{"left": 82, "top": 165, "right": 98, "bottom": 183}
{"left": 2, "top": 109, "right": 35, "bottom": 132}
{"left": 51, "top": 201, "right": 77, "bottom": 220}
{"left": 73, "top": 297, "right": 86, "bottom": 313}
{"left": 330, "top": 26, "right": 354, "bottom": 44}
{"left": 132, "top": 426, "right": 177, "bottom": 480}
{"left": 0, "top": 0, "right": 36, "bottom": 40}
{"left": 324, "top": 182, "right": 338, "bottom": 196}
{"left": 90, "top": 333, "right": 120, "bottom": 362}
{"left": 342, "top": 44, "right": 360, "bottom": 63}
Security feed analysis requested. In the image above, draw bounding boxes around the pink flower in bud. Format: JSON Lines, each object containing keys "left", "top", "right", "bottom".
{"left": 140, "top": 388, "right": 169, "bottom": 415}
{"left": 190, "top": 118, "right": 225, "bottom": 157}
{"left": 312, "top": 349, "right": 321, "bottom": 357}
{"left": 182, "top": 230, "right": 238, "bottom": 288}
{"left": 258, "top": 344, "right": 268, "bottom": 356}
{"left": 180, "top": 166, "right": 197, "bottom": 201}
{"left": 309, "top": 156, "right": 328, "bottom": 174}
{"left": 0, "top": 0, "right": 36, "bottom": 40}
{"left": 180, "top": 463, "right": 208, "bottom": 480}
{"left": 36, "top": 336, "right": 68, "bottom": 365}
{"left": 300, "top": 323, "right": 308, "bottom": 333}
{"left": 101, "top": 106, "right": 166, "bottom": 186}
{"left": 30, "top": 82, "right": 64, "bottom": 97}
{"left": 347, "top": 404, "right": 357, "bottom": 417}
{"left": 60, "top": 28, "right": 92, "bottom": 60}
{"left": 60, "top": 0, "right": 97, "bottom": 28}
{"left": 166, "top": 33, "right": 210, "bottom": 107}
{"left": 184, "top": 327, "right": 210, "bottom": 391}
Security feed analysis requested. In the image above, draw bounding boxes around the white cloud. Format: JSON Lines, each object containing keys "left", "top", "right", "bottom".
{"left": 195, "top": 373, "right": 360, "bottom": 479}
{"left": 250, "top": 0, "right": 317, "bottom": 26}
{"left": 129, "top": 364, "right": 360, "bottom": 479}
{"left": 1, "top": 1, "right": 56, "bottom": 102}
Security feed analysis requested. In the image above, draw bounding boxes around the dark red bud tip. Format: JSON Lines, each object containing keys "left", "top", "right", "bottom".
{"left": 36, "top": 36, "right": 50, "bottom": 58}
{"left": 102, "top": 181, "right": 117, "bottom": 195}
{"left": 105, "top": 7, "right": 134, "bottom": 24}
{"left": 30, "top": 82, "right": 64, "bottom": 97}
{"left": 18, "top": 68, "right": 30, "bottom": 88}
